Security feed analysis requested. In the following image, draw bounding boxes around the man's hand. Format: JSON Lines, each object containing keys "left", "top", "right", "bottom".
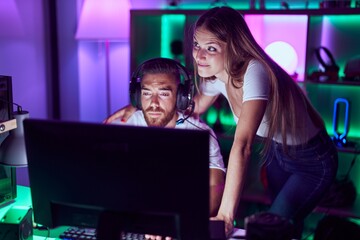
{"left": 103, "top": 105, "right": 137, "bottom": 124}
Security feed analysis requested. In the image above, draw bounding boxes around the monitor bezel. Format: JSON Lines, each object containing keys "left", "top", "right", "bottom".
{"left": 24, "top": 119, "right": 210, "bottom": 239}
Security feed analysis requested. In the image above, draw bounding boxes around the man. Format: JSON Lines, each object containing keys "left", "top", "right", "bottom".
{"left": 108, "top": 58, "right": 226, "bottom": 217}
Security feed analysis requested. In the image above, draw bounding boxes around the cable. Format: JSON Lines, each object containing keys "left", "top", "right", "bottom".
{"left": 34, "top": 224, "right": 50, "bottom": 239}
{"left": 176, "top": 101, "right": 195, "bottom": 125}
{"left": 0, "top": 98, "right": 24, "bottom": 113}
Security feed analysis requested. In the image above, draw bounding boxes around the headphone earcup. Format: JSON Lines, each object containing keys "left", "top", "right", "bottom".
{"left": 176, "top": 83, "right": 190, "bottom": 111}
{"left": 130, "top": 81, "right": 142, "bottom": 109}
{"left": 315, "top": 47, "right": 340, "bottom": 73}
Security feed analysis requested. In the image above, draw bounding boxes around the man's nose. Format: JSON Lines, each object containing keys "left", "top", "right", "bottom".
{"left": 150, "top": 94, "right": 160, "bottom": 106}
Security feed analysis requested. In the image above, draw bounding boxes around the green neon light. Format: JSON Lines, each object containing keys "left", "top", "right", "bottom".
{"left": 306, "top": 83, "right": 360, "bottom": 138}
{"left": 161, "top": 14, "right": 186, "bottom": 61}
{"left": 205, "top": 107, "right": 218, "bottom": 125}
{"left": 219, "top": 109, "right": 236, "bottom": 127}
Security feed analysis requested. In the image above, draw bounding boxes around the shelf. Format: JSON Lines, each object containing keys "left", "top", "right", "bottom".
{"left": 131, "top": 8, "right": 360, "bottom": 15}
{"left": 306, "top": 79, "right": 360, "bottom": 86}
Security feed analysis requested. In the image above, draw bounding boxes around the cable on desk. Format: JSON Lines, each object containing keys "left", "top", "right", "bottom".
{"left": 34, "top": 223, "right": 50, "bottom": 239}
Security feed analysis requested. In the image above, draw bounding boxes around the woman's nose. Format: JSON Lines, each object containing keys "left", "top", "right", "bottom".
{"left": 197, "top": 48, "right": 207, "bottom": 59}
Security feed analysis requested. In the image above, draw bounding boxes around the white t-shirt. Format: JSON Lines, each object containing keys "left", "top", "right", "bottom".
{"left": 201, "top": 59, "right": 320, "bottom": 145}
{"left": 112, "top": 111, "right": 226, "bottom": 172}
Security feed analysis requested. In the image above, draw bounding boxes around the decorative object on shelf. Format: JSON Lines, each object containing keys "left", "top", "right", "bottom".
{"left": 332, "top": 98, "right": 349, "bottom": 147}
{"left": 75, "top": 0, "right": 130, "bottom": 116}
{"left": 280, "top": 1, "right": 289, "bottom": 10}
{"left": 309, "top": 46, "right": 339, "bottom": 82}
{"left": 167, "top": 0, "right": 181, "bottom": 7}
{"left": 265, "top": 41, "right": 298, "bottom": 80}
{"left": 344, "top": 56, "right": 360, "bottom": 81}
{"left": 0, "top": 104, "right": 29, "bottom": 167}
{"left": 250, "top": 0, "right": 256, "bottom": 9}
{"left": 249, "top": 0, "right": 265, "bottom": 9}
{"left": 320, "top": 0, "right": 351, "bottom": 8}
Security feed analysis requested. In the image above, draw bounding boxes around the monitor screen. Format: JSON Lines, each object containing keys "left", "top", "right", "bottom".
{"left": 23, "top": 119, "right": 210, "bottom": 239}
{"left": 0, "top": 75, "right": 14, "bottom": 143}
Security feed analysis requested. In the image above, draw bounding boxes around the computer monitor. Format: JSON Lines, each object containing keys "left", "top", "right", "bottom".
{"left": 0, "top": 75, "right": 17, "bottom": 207}
{"left": 23, "top": 119, "right": 210, "bottom": 239}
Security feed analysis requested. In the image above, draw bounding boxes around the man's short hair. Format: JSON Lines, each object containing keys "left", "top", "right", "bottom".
{"left": 138, "top": 59, "right": 181, "bottom": 84}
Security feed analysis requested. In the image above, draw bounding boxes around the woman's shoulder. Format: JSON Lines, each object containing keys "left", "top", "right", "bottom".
{"left": 248, "top": 59, "right": 266, "bottom": 70}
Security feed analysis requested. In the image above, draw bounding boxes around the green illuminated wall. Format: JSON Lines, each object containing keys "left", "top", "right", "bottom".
{"left": 306, "top": 83, "right": 360, "bottom": 139}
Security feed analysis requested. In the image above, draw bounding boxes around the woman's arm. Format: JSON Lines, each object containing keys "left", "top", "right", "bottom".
{"left": 215, "top": 99, "right": 267, "bottom": 236}
{"left": 209, "top": 168, "right": 225, "bottom": 217}
{"left": 103, "top": 105, "right": 137, "bottom": 124}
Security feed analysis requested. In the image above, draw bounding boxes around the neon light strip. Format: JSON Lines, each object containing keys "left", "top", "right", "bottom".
{"left": 332, "top": 97, "right": 349, "bottom": 141}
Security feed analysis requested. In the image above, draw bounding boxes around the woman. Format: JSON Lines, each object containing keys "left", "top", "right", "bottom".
{"left": 105, "top": 6, "right": 338, "bottom": 239}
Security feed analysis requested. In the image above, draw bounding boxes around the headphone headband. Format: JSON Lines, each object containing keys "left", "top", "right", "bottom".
{"left": 315, "top": 46, "right": 339, "bottom": 73}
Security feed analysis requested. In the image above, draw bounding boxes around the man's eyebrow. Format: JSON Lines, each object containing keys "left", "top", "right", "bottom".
{"left": 141, "top": 85, "right": 174, "bottom": 91}
{"left": 159, "top": 86, "right": 174, "bottom": 91}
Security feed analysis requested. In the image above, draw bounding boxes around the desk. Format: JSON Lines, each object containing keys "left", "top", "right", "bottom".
{"left": 0, "top": 186, "right": 245, "bottom": 240}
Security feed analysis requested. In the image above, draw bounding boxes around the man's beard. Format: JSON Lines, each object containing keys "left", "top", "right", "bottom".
{"left": 143, "top": 106, "right": 176, "bottom": 127}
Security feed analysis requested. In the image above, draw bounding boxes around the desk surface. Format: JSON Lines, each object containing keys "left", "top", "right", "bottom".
{"left": 1, "top": 186, "right": 245, "bottom": 240}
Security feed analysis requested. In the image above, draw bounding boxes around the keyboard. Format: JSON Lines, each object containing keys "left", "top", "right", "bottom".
{"left": 59, "top": 227, "right": 146, "bottom": 240}
{"left": 59, "top": 221, "right": 226, "bottom": 240}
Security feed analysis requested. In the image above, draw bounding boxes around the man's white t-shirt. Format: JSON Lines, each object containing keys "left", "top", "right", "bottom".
{"left": 113, "top": 111, "right": 226, "bottom": 172}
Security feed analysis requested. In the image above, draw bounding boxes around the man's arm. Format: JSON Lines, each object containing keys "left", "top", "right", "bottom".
{"left": 209, "top": 168, "right": 225, "bottom": 217}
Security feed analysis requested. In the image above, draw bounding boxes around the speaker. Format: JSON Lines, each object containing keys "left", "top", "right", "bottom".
{"left": 0, "top": 206, "right": 33, "bottom": 240}
{"left": 129, "top": 58, "right": 193, "bottom": 111}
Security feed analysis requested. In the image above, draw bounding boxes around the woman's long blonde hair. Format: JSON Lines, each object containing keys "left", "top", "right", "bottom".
{"left": 193, "top": 6, "right": 325, "bottom": 156}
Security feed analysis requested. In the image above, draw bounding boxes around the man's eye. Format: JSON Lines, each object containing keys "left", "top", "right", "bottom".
{"left": 160, "top": 92, "right": 170, "bottom": 97}
{"left": 142, "top": 91, "right": 151, "bottom": 96}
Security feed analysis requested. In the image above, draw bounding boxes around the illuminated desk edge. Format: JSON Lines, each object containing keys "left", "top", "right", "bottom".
{"left": 3, "top": 186, "right": 244, "bottom": 240}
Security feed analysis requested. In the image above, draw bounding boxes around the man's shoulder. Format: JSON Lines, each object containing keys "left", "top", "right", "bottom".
{"left": 127, "top": 111, "right": 146, "bottom": 126}
{"left": 182, "top": 117, "right": 211, "bottom": 130}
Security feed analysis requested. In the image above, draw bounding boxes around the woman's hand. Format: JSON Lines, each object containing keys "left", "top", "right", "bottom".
{"left": 210, "top": 214, "right": 234, "bottom": 237}
{"left": 103, "top": 105, "right": 137, "bottom": 124}
{"left": 144, "top": 235, "right": 172, "bottom": 240}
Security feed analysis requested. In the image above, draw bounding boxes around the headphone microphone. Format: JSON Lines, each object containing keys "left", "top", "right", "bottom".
{"left": 176, "top": 101, "right": 195, "bottom": 125}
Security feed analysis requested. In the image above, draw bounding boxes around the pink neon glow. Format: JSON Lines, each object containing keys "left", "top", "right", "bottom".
{"left": 265, "top": 41, "right": 298, "bottom": 75}
{"left": 245, "top": 14, "right": 308, "bottom": 81}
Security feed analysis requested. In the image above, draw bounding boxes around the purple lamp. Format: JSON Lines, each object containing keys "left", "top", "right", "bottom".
{"left": 75, "top": 0, "right": 130, "bottom": 116}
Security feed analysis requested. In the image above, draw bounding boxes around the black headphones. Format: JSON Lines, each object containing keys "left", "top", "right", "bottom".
{"left": 129, "top": 58, "right": 194, "bottom": 111}
{"left": 315, "top": 46, "right": 340, "bottom": 73}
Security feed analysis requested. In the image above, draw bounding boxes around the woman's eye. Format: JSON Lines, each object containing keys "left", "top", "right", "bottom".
{"left": 208, "top": 46, "right": 217, "bottom": 52}
{"left": 193, "top": 42, "right": 199, "bottom": 49}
